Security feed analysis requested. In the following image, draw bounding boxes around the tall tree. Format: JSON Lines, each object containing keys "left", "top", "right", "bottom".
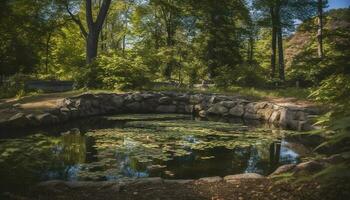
{"left": 65, "top": 0, "right": 112, "bottom": 64}
{"left": 196, "top": 0, "right": 243, "bottom": 79}
{"left": 276, "top": 0, "right": 285, "bottom": 81}
{"left": 317, "top": 0, "right": 327, "bottom": 58}
{"left": 270, "top": 4, "right": 277, "bottom": 78}
{"left": 253, "top": 0, "right": 317, "bottom": 82}
{"left": 153, "top": 0, "right": 182, "bottom": 80}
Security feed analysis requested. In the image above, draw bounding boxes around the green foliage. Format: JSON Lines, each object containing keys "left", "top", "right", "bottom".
{"left": 98, "top": 53, "right": 152, "bottom": 90}
{"left": 73, "top": 61, "right": 103, "bottom": 89}
{"left": 0, "top": 74, "right": 37, "bottom": 99}
{"left": 286, "top": 9, "right": 350, "bottom": 86}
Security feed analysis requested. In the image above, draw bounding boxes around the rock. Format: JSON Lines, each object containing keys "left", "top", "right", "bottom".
{"left": 35, "top": 113, "right": 59, "bottom": 125}
{"left": 229, "top": 105, "right": 245, "bottom": 117}
{"left": 257, "top": 109, "right": 273, "bottom": 120}
{"left": 141, "top": 93, "right": 155, "bottom": 99}
{"left": 198, "top": 176, "right": 223, "bottom": 183}
{"left": 244, "top": 112, "right": 261, "bottom": 120}
{"left": 295, "top": 111, "right": 307, "bottom": 121}
{"left": 111, "top": 95, "right": 124, "bottom": 107}
{"left": 7, "top": 113, "right": 31, "bottom": 127}
{"left": 220, "top": 101, "right": 236, "bottom": 108}
{"left": 156, "top": 105, "right": 176, "bottom": 113}
{"left": 245, "top": 103, "right": 257, "bottom": 114}
{"left": 184, "top": 105, "right": 194, "bottom": 114}
{"left": 294, "top": 161, "right": 324, "bottom": 174}
{"left": 61, "top": 128, "right": 80, "bottom": 136}
{"left": 279, "top": 108, "right": 296, "bottom": 128}
{"left": 163, "top": 179, "right": 194, "bottom": 184}
{"left": 190, "top": 94, "right": 204, "bottom": 104}
{"left": 159, "top": 97, "right": 172, "bottom": 104}
{"left": 269, "top": 110, "right": 281, "bottom": 123}
{"left": 60, "top": 107, "right": 70, "bottom": 113}
{"left": 254, "top": 102, "right": 268, "bottom": 109}
{"left": 207, "top": 104, "right": 229, "bottom": 115}
{"left": 270, "top": 164, "right": 297, "bottom": 176}
{"left": 132, "top": 93, "right": 143, "bottom": 101}
{"left": 209, "top": 96, "right": 219, "bottom": 104}
{"left": 175, "top": 94, "right": 189, "bottom": 102}
{"left": 194, "top": 103, "right": 206, "bottom": 111}
{"left": 224, "top": 173, "right": 265, "bottom": 182}
{"left": 134, "top": 177, "right": 163, "bottom": 185}
{"left": 322, "top": 154, "right": 345, "bottom": 164}
{"left": 126, "top": 102, "right": 141, "bottom": 112}
{"left": 199, "top": 110, "right": 207, "bottom": 117}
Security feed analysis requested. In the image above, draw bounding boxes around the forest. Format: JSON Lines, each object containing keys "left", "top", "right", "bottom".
{"left": 0, "top": 0, "right": 349, "bottom": 199}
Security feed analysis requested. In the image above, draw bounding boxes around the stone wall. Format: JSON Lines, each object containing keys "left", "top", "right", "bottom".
{"left": 0, "top": 92, "right": 319, "bottom": 131}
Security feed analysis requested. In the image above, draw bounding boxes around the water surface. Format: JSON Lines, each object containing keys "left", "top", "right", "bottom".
{"left": 0, "top": 114, "right": 311, "bottom": 193}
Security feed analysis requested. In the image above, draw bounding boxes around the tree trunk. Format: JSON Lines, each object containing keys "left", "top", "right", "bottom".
{"left": 270, "top": 7, "right": 277, "bottom": 79}
{"left": 276, "top": 3, "right": 285, "bottom": 82}
{"left": 317, "top": 0, "right": 324, "bottom": 58}
{"left": 277, "top": 29, "right": 285, "bottom": 81}
{"left": 67, "top": 0, "right": 111, "bottom": 64}
{"left": 164, "top": 17, "right": 175, "bottom": 80}
{"left": 86, "top": 32, "right": 99, "bottom": 64}
{"left": 45, "top": 32, "right": 52, "bottom": 73}
{"left": 248, "top": 37, "right": 254, "bottom": 64}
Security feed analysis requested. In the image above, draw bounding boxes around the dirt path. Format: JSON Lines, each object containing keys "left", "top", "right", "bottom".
{"left": 5, "top": 178, "right": 327, "bottom": 200}
{"left": 0, "top": 91, "right": 83, "bottom": 121}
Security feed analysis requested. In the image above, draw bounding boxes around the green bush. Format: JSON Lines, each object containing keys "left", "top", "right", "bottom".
{"left": 98, "top": 53, "right": 152, "bottom": 90}
{"left": 73, "top": 62, "right": 103, "bottom": 89}
{"left": 0, "top": 74, "right": 34, "bottom": 98}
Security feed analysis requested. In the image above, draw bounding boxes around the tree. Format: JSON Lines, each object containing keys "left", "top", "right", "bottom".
{"left": 152, "top": 0, "right": 182, "bottom": 80}
{"left": 253, "top": 0, "right": 317, "bottom": 82}
{"left": 195, "top": 0, "right": 244, "bottom": 79}
{"left": 65, "top": 0, "right": 112, "bottom": 64}
{"left": 317, "top": 0, "right": 328, "bottom": 58}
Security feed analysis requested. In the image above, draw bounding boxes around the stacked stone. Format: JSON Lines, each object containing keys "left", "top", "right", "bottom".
{"left": 1, "top": 92, "right": 317, "bottom": 131}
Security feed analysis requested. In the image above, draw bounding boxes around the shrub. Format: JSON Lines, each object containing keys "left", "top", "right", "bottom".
{"left": 0, "top": 74, "right": 34, "bottom": 98}
{"left": 98, "top": 53, "right": 152, "bottom": 90}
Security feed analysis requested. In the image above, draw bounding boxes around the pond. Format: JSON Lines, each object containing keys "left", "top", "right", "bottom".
{"left": 0, "top": 114, "right": 311, "bottom": 194}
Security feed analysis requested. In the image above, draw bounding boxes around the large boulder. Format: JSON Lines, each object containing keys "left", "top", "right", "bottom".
{"left": 36, "top": 113, "right": 59, "bottom": 125}
{"left": 207, "top": 104, "right": 229, "bottom": 115}
{"left": 7, "top": 112, "right": 30, "bottom": 127}
{"left": 293, "top": 160, "right": 325, "bottom": 174}
{"left": 270, "top": 164, "right": 297, "bottom": 176}
{"left": 229, "top": 104, "right": 245, "bottom": 117}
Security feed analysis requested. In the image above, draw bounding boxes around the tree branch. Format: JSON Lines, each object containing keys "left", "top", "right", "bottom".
{"left": 86, "top": 0, "right": 94, "bottom": 31}
{"left": 65, "top": 3, "right": 88, "bottom": 38}
{"left": 95, "top": 0, "right": 112, "bottom": 31}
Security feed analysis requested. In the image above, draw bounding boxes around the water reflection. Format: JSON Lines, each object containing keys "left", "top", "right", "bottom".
{"left": 0, "top": 116, "right": 309, "bottom": 195}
